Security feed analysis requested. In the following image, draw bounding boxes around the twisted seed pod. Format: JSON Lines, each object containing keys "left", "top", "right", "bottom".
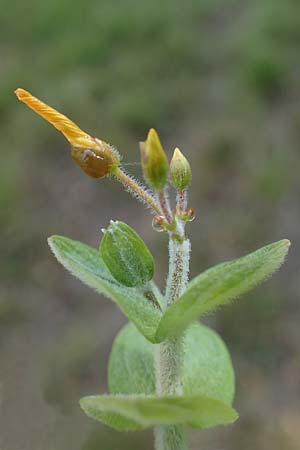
{"left": 15, "top": 88, "right": 96, "bottom": 148}
{"left": 15, "top": 88, "right": 120, "bottom": 178}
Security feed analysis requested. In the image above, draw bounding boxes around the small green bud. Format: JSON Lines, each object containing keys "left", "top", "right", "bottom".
{"left": 170, "top": 147, "right": 191, "bottom": 190}
{"left": 100, "top": 221, "right": 154, "bottom": 287}
{"left": 140, "top": 128, "right": 169, "bottom": 191}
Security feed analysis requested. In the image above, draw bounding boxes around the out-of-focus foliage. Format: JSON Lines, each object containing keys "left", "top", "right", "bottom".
{"left": 1, "top": 0, "right": 299, "bottom": 449}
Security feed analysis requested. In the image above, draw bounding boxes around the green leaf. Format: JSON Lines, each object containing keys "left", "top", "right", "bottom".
{"left": 108, "top": 323, "right": 235, "bottom": 406}
{"left": 80, "top": 394, "right": 238, "bottom": 431}
{"left": 156, "top": 239, "right": 290, "bottom": 342}
{"left": 108, "top": 323, "right": 156, "bottom": 397}
{"left": 48, "top": 235, "right": 162, "bottom": 342}
{"left": 183, "top": 323, "right": 235, "bottom": 405}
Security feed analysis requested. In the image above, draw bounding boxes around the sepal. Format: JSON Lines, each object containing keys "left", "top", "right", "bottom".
{"left": 100, "top": 221, "right": 154, "bottom": 287}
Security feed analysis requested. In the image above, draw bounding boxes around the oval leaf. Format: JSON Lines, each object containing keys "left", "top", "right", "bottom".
{"left": 48, "top": 235, "right": 162, "bottom": 342}
{"left": 108, "top": 323, "right": 156, "bottom": 397}
{"left": 108, "top": 323, "right": 235, "bottom": 406}
{"left": 80, "top": 394, "right": 238, "bottom": 431}
{"left": 156, "top": 239, "right": 290, "bottom": 342}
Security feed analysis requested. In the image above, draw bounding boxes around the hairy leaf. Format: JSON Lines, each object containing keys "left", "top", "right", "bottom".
{"left": 156, "top": 239, "right": 290, "bottom": 341}
{"left": 108, "top": 323, "right": 155, "bottom": 397}
{"left": 108, "top": 323, "right": 234, "bottom": 406}
{"left": 48, "top": 235, "right": 162, "bottom": 342}
{"left": 80, "top": 394, "right": 238, "bottom": 431}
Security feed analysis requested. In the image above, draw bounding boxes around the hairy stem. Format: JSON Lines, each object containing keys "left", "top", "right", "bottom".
{"left": 158, "top": 189, "right": 172, "bottom": 223}
{"left": 155, "top": 235, "right": 191, "bottom": 450}
{"left": 113, "top": 167, "right": 162, "bottom": 216}
{"left": 176, "top": 189, "right": 187, "bottom": 213}
{"left": 154, "top": 423, "right": 187, "bottom": 450}
{"left": 165, "top": 238, "right": 190, "bottom": 308}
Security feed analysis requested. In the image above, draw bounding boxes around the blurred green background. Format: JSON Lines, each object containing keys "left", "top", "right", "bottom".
{"left": 1, "top": 0, "right": 299, "bottom": 449}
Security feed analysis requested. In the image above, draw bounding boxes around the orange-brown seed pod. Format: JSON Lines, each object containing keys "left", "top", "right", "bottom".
{"left": 70, "top": 140, "right": 119, "bottom": 179}
{"left": 15, "top": 88, "right": 120, "bottom": 178}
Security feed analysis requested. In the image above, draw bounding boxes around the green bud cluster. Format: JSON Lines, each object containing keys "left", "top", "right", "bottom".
{"left": 140, "top": 129, "right": 192, "bottom": 194}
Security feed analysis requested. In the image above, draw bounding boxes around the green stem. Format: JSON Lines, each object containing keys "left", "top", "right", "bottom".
{"left": 154, "top": 422, "right": 187, "bottom": 450}
{"left": 154, "top": 235, "right": 190, "bottom": 450}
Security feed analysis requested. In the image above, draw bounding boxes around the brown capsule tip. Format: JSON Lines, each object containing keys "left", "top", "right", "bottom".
{"left": 179, "top": 207, "right": 195, "bottom": 222}
{"left": 152, "top": 215, "right": 167, "bottom": 232}
{"left": 153, "top": 215, "right": 165, "bottom": 226}
{"left": 186, "top": 207, "right": 195, "bottom": 218}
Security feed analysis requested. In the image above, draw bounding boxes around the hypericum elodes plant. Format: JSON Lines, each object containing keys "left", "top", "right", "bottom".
{"left": 15, "top": 88, "right": 290, "bottom": 450}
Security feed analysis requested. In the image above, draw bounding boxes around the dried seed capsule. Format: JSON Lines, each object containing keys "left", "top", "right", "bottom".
{"left": 71, "top": 139, "right": 119, "bottom": 179}
{"left": 15, "top": 88, "right": 120, "bottom": 178}
{"left": 100, "top": 221, "right": 154, "bottom": 287}
{"left": 140, "top": 128, "right": 168, "bottom": 191}
{"left": 170, "top": 147, "right": 191, "bottom": 190}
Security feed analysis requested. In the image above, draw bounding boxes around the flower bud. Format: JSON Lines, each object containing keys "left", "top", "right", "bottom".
{"left": 100, "top": 221, "right": 154, "bottom": 287}
{"left": 140, "top": 128, "right": 168, "bottom": 191}
{"left": 15, "top": 88, "right": 120, "bottom": 178}
{"left": 170, "top": 147, "right": 191, "bottom": 190}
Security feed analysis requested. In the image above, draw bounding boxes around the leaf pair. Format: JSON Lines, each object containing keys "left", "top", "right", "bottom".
{"left": 80, "top": 322, "right": 237, "bottom": 430}
{"left": 48, "top": 235, "right": 290, "bottom": 343}
{"left": 48, "top": 235, "right": 289, "bottom": 431}
{"left": 108, "top": 323, "right": 235, "bottom": 405}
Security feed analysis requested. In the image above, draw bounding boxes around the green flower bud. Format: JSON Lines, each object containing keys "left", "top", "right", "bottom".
{"left": 100, "top": 221, "right": 154, "bottom": 287}
{"left": 170, "top": 147, "right": 191, "bottom": 190}
{"left": 140, "top": 128, "right": 169, "bottom": 191}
